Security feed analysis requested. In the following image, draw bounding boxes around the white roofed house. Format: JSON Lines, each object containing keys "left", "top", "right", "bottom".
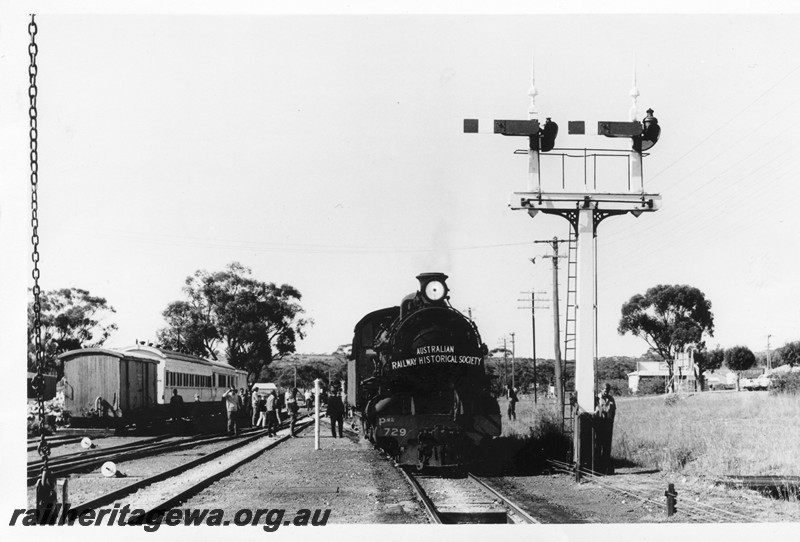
{"left": 627, "top": 349, "right": 699, "bottom": 393}
{"left": 627, "top": 361, "right": 669, "bottom": 393}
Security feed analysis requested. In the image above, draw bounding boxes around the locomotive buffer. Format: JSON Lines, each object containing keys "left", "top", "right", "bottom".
{"left": 465, "top": 73, "right": 662, "bottom": 472}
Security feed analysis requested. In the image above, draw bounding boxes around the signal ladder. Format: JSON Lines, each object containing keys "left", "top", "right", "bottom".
{"left": 561, "top": 228, "right": 578, "bottom": 460}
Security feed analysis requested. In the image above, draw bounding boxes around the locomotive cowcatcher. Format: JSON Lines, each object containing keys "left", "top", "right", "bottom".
{"left": 348, "top": 273, "right": 501, "bottom": 468}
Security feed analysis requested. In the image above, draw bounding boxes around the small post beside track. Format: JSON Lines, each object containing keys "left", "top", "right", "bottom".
{"left": 665, "top": 483, "right": 678, "bottom": 517}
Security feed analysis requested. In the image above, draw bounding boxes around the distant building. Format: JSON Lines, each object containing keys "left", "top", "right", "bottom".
{"left": 627, "top": 361, "right": 669, "bottom": 393}
{"left": 627, "top": 349, "right": 699, "bottom": 393}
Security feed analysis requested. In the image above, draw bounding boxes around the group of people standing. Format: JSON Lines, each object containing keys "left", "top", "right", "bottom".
{"left": 218, "top": 384, "right": 348, "bottom": 439}
{"left": 221, "top": 386, "right": 302, "bottom": 437}
{"left": 249, "top": 387, "right": 281, "bottom": 437}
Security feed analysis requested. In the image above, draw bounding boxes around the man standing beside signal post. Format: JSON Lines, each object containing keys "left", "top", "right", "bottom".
{"left": 594, "top": 383, "right": 616, "bottom": 475}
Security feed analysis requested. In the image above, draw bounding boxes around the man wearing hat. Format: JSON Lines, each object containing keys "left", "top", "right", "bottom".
{"left": 326, "top": 385, "right": 345, "bottom": 438}
{"left": 222, "top": 386, "right": 240, "bottom": 436}
{"left": 594, "top": 383, "right": 616, "bottom": 475}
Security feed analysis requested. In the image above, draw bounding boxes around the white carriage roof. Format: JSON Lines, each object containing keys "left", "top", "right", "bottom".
{"left": 121, "top": 344, "right": 246, "bottom": 373}
{"left": 58, "top": 347, "right": 159, "bottom": 364}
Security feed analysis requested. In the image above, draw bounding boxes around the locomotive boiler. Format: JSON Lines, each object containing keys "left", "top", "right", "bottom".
{"left": 348, "top": 273, "right": 501, "bottom": 468}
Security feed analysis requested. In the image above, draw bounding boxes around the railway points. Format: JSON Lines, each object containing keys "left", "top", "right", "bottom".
{"left": 27, "top": 417, "right": 313, "bottom": 510}
{"left": 101, "top": 420, "right": 316, "bottom": 519}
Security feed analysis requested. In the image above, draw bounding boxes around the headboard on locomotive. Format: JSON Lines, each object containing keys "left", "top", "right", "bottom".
{"left": 59, "top": 348, "right": 158, "bottom": 417}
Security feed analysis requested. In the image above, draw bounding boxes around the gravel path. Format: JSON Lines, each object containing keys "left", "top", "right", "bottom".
{"left": 183, "top": 421, "right": 428, "bottom": 524}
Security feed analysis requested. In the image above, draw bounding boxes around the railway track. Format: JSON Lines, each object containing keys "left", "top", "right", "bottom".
{"left": 545, "top": 458, "right": 755, "bottom": 523}
{"left": 71, "top": 418, "right": 316, "bottom": 521}
{"left": 27, "top": 427, "right": 266, "bottom": 485}
{"left": 399, "top": 467, "right": 539, "bottom": 524}
{"left": 27, "top": 435, "right": 86, "bottom": 452}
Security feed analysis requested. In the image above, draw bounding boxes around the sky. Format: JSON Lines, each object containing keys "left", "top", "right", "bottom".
{"left": 2, "top": 3, "right": 800, "bottom": 539}
{"left": 3, "top": 4, "right": 800, "bottom": 369}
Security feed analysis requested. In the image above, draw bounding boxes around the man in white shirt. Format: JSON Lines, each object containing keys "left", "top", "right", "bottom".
{"left": 222, "top": 387, "right": 240, "bottom": 436}
{"left": 265, "top": 390, "right": 278, "bottom": 437}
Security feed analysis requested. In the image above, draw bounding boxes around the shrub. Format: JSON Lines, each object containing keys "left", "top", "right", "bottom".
{"left": 27, "top": 395, "right": 71, "bottom": 437}
{"left": 604, "top": 378, "right": 632, "bottom": 397}
{"left": 769, "top": 372, "right": 800, "bottom": 395}
{"left": 637, "top": 377, "right": 667, "bottom": 395}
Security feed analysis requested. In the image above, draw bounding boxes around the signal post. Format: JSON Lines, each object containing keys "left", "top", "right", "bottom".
{"left": 465, "top": 74, "right": 662, "bottom": 471}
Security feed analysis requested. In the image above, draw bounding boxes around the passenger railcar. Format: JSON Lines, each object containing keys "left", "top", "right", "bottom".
{"left": 349, "top": 273, "right": 501, "bottom": 468}
{"left": 121, "top": 344, "right": 247, "bottom": 403}
{"left": 58, "top": 345, "right": 247, "bottom": 426}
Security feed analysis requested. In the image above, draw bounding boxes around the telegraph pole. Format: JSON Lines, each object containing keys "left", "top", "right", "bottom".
{"left": 536, "top": 238, "right": 567, "bottom": 409}
{"left": 510, "top": 332, "right": 516, "bottom": 390}
{"left": 520, "top": 289, "right": 548, "bottom": 403}
{"left": 503, "top": 337, "right": 508, "bottom": 388}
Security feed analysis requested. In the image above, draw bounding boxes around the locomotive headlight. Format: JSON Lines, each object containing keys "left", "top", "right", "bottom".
{"left": 424, "top": 280, "right": 447, "bottom": 301}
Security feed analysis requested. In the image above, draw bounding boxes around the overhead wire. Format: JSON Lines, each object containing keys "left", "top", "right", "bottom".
{"left": 59, "top": 225, "right": 540, "bottom": 255}
{"left": 644, "top": 62, "right": 800, "bottom": 188}
{"left": 602, "top": 99, "right": 800, "bottom": 248}
{"left": 605, "top": 162, "right": 796, "bottom": 272}
{"left": 599, "top": 137, "right": 799, "bottom": 265}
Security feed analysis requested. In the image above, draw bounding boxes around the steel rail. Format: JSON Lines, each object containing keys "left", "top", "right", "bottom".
{"left": 128, "top": 419, "right": 316, "bottom": 522}
{"left": 70, "top": 430, "right": 273, "bottom": 513}
{"left": 28, "top": 435, "right": 170, "bottom": 469}
{"left": 26, "top": 436, "right": 83, "bottom": 451}
{"left": 466, "top": 473, "right": 540, "bottom": 524}
{"left": 27, "top": 428, "right": 267, "bottom": 484}
{"left": 398, "top": 467, "right": 443, "bottom": 524}
{"left": 544, "top": 458, "right": 754, "bottom": 523}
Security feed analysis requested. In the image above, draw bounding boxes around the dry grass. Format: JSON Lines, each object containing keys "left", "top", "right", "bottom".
{"left": 499, "top": 395, "right": 563, "bottom": 439}
{"left": 503, "top": 391, "right": 800, "bottom": 477}
{"left": 613, "top": 391, "right": 800, "bottom": 476}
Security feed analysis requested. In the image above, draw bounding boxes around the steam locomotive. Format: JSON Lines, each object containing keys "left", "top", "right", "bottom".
{"left": 348, "top": 273, "right": 501, "bottom": 468}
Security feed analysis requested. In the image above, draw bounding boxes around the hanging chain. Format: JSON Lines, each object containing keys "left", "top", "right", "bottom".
{"left": 29, "top": 14, "right": 58, "bottom": 522}
{"left": 28, "top": 13, "right": 50, "bottom": 462}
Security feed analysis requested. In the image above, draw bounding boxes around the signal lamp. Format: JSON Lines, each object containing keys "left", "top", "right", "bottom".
{"left": 539, "top": 118, "right": 558, "bottom": 152}
{"left": 635, "top": 108, "right": 660, "bottom": 152}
